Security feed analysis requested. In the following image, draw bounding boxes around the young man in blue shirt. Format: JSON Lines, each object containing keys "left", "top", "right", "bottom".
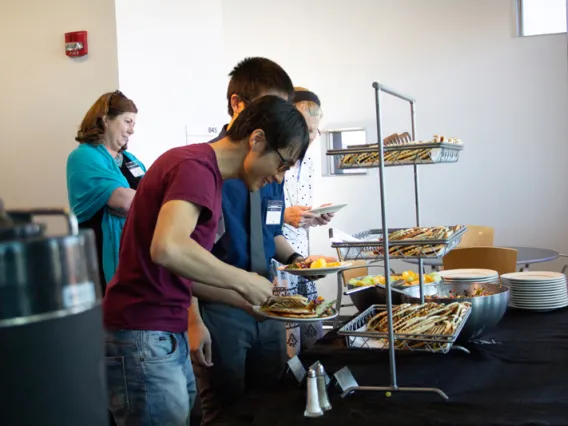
{"left": 190, "top": 57, "right": 329, "bottom": 425}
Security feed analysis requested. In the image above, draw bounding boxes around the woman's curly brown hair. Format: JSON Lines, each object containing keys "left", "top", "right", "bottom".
{"left": 75, "top": 90, "right": 138, "bottom": 144}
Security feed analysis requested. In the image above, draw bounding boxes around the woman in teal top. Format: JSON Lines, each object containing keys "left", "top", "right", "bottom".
{"left": 66, "top": 90, "right": 146, "bottom": 293}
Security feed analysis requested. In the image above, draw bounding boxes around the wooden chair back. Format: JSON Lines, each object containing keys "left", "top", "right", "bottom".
{"left": 458, "top": 225, "right": 495, "bottom": 248}
{"left": 443, "top": 246, "right": 518, "bottom": 276}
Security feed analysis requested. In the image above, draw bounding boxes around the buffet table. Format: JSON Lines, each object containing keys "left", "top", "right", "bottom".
{"left": 214, "top": 307, "right": 568, "bottom": 426}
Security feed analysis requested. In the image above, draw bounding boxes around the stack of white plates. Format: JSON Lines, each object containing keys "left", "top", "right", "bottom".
{"left": 501, "top": 271, "right": 568, "bottom": 312}
{"left": 439, "top": 268, "right": 499, "bottom": 284}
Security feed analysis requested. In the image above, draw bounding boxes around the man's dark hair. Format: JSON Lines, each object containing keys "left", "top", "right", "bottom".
{"left": 227, "top": 95, "right": 309, "bottom": 163}
{"left": 226, "top": 57, "right": 294, "bottom": 116}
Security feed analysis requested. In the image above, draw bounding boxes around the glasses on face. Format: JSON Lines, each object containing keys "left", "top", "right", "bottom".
{"left": 273, "top": 149, "right": 296, "bottom": 173}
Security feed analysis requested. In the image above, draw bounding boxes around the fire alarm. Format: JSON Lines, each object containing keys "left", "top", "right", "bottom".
{"left": 65, "top": 31, "right": 88, "bottom": 57}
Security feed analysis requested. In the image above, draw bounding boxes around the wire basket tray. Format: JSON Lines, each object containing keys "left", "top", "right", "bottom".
{"left": 327, "top": 142, "right": 463, "bottom": 169}
{"left": 339, "top": 304, "right": 472, "bottom": 354}
{"left": 331, "top": 226, "right": 466, "bottom": 261}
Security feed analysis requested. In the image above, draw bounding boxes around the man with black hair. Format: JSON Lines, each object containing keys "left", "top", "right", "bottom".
{"left": 224, "top": 56, "right": 295, "bottom": 115}
{"left": 189, "top": 57, "right": 330, "bottom": 425}
{"left": 103, "top": 95, "right": 309, "bottom": 426}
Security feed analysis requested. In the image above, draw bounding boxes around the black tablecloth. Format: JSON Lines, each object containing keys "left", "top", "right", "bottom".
{"left": 215, "top": 307, "right": 568, "bottom": 426}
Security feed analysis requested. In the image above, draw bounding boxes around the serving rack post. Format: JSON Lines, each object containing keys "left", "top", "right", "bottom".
{"left": 373, "top": 82, "right": 438, "bottom": 396}
{"left": 410, "top": 99, "right": 426, "bottom": 304}
{"left": 373, "top": 83, "right": 426, "bottom": 304}
{"left": 327, "top": 82, "right": 466, "bottom": 401}
{"left": 373, "top": 83, "right": 398, "bottom": 389}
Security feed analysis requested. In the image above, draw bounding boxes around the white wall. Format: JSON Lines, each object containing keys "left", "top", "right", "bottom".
{"left": 115, "top": 0, "right": 228, "bottom": 166}
{"left": 113, "top": 0, "right": 568, "bottom": 301}
{"left": 5, "top": 0, "right": 563, "bottom": 299}
{"left": 221, "top": 0, "right": 568, "bottom": 300}
{"left": 0, "top": 0, "right": 119, "bottom": 233}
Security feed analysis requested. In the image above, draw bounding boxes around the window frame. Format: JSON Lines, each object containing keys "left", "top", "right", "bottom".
{"left": 516, "top": 0, "right": 567, "bottom": 37}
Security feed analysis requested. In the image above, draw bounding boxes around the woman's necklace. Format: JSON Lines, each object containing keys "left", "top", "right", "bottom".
{"left": 114, "top": 153, "right": 124, "bottom": 167}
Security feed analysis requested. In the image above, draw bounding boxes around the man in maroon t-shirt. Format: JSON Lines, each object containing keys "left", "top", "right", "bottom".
{"left": 103, "top": 95, "right": 309, "bottom": 426}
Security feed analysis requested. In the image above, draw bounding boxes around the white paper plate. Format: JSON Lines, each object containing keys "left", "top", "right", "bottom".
{"left": 279, "top": 263, "right": 352, "bottom": 277}
{"left": 504, "top": 281, "right": 566, "bottom": 288}
{"left": 510, "top": 290, "right": 568, "bottom": 298}
{"left": 509, "top": 300, "right": 568, "bottom": 309}
{"left": 439, "top": 269, "right": 499, "bottom": 279}
{"left": 510, "top": 292, "right": 568, "bottom": 301}
{"left": 507, "top": 282, "right": 567, "bottom": 290}
{"left": 251, "top": 306, "right": 338, "bottom": 323}
{"left": 500, "top": 271, "right": 566, "bottom": 281}
{"left": 502, "top": 278, "right": 566, "bottom": 284}
{"left": 308, "top": 204, "right": 347, "bottom": 215}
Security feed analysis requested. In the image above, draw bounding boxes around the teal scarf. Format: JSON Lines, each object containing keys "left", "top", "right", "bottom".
{"left": 66, "top": 143, "right": 146, "bottom": 284}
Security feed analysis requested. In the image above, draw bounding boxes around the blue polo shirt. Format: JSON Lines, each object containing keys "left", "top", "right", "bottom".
{"left": 209, "top": 127, "right": 284, "bottom": 277}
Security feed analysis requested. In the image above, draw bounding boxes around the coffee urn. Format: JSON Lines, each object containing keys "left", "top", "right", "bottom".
{"left": 0, "top": 201, "right": 107, "bottom": 426}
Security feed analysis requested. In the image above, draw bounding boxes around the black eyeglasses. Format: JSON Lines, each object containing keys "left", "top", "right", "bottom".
{"left": 274, "top": 149, "right": 296, "bottom": 173}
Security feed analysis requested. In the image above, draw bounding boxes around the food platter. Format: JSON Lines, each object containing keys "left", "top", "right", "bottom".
{"left": 339, "top": 302, "right": 472, "bottom": 353}
{"left": 252, "top": 307, "right": 339, "bottom": 323}
{"left": 280, "top": 264, "right": 352, "bottom": 277}
{"left": 327, "top": 134, "right": 464, "bottom": 169}
{"left": 348, "top": 270, "right": 441, "bottom": 289}
{"left": 253, "top": 295, "right": 338, "bottom": 323}
{"left": 278, "top": 258, "right": 351, "bottom": 276}
{"left": 330, "top": 225, "right": 467, "bottom": 260}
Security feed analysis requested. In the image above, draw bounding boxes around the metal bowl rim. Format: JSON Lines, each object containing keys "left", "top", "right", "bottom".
{"left": 399, "top": 282, "right": 510, "bottom": 301}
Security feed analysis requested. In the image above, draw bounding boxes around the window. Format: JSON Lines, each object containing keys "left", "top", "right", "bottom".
{"left": 322, "top": 128, "right": 368, "bottom": 176}
{"left": 517, "top": 0, "right": 567, "bottom": 36}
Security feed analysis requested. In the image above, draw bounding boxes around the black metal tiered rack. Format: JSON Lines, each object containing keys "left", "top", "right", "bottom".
{"left": 326, "top": 82, "right": 465, "bottom": 399}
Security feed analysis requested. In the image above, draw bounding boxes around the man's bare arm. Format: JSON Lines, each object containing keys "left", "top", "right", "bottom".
{"left": 150, "top": 200, "right": 272, "bottom": 305}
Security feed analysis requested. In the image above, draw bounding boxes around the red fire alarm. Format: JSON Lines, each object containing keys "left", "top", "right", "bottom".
{"left": 65, "top": 31, "right": 88, "bottom": 57}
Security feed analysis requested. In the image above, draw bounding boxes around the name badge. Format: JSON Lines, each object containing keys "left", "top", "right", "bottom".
{"left": 215, "top": 214, "right": 226, "bottom": 244}
{"left": 266, "top": 200, "right": 283, "bottom": 225}
{"left": 126, "top": 161, "right": 144, "bottom": 178}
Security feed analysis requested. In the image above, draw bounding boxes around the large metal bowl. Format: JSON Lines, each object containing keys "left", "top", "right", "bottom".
{"left": 399, "top": 282, "right": 510, "bottom": 340}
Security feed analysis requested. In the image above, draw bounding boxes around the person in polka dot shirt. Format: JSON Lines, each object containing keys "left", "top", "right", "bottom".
{"left": 282, "top": 88, "right": 336, "bottom": 353}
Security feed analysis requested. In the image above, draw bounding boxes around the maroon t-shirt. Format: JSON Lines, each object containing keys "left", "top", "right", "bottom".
{"left": 103, "top": 143, "right": 222, "bottom": 333}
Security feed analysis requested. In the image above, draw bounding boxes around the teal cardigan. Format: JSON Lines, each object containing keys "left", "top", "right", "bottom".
{"left": 66, "top": 143, "right": 146, "bottom": 284}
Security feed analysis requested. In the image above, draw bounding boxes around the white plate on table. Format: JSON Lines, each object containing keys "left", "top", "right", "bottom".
{"left": 308, "top": 204, "right": 347, "bottom": 215}
{"left": 251, "top": 306, "right": 339, "bottom": 323}
{"left": 501, "top": 271, "right": 566, "bottom": 282}
{"left": 439, "top": 269, "right": 499, "bottom": 280}
{"left": 279, "top": 263, "right": 352, "bottom": 277}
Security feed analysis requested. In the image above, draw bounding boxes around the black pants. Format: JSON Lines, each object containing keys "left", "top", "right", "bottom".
{"left": 193, "top": 303, "right": 287, "bottom": 425}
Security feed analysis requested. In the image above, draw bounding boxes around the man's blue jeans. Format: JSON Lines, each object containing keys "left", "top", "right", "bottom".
{"left": 105, "top": 330, "right": 197, "bottom": 425}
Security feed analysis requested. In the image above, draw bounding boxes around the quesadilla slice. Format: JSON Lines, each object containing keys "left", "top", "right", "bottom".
{"left": 258, "top": 295, "right": 336, "bottom": 320}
